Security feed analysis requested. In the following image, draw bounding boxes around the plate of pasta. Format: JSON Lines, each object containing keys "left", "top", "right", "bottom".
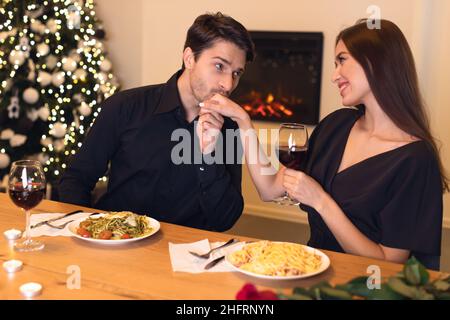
{"left": 225, "top": 241, "right": 330, "bottom": 280}
{"left": 68, "top": 211, "right": 160, "bottom": 245}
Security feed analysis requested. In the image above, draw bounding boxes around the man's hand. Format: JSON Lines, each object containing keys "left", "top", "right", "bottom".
{"left": 196, "top": 101, "right": 224, "bottom": 154}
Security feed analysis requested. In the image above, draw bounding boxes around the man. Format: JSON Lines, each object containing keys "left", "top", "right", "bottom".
{"left": 58, "top": 12, "right": 255, "bottom": 231}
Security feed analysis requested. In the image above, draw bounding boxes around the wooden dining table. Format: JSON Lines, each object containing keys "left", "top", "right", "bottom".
{"left": 0, "top": 193, "right": 443, "bottom": 300}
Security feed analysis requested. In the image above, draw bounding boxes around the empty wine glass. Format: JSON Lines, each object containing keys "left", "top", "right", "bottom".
{"left": 8, "top": 160, "right": 46, "bottom": 251}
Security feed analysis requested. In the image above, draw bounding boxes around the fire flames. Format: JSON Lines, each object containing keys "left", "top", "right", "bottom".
{"left": 241, "top": 91, "right": 298, "bottom": 119}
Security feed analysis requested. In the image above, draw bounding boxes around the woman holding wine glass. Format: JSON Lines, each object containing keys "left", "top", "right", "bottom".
{"left": 8, "top": 160, "right": 46, "bottom": 251}
{"left": 198, "top": 19, "right": 447, "bottom": 270}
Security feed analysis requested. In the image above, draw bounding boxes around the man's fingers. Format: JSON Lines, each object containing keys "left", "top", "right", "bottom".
{"left": 199, "top": 113, "right": 223, "bottom": 129}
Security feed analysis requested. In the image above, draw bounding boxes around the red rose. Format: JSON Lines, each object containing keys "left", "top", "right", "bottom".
{"left": 236, "top": 283, "right": 279, "bottom": 300}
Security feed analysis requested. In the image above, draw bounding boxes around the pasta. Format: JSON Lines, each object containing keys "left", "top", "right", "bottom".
{"left": 228, "top": 241, "right": 322, "bottom": 276}
{"left": 76, "top": 211, "right": 152, "bottom": 240}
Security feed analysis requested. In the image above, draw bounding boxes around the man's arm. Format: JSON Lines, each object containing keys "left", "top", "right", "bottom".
{"left": 195, "top": 125, "right": 244, "bottom": 232}
{"left": 58, "top": 96, "right": 122, "bottom": 206}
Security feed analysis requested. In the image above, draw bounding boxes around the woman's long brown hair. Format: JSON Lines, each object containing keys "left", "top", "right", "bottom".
{"left": 336, "top": 19, "right": 449, "bottom": 192}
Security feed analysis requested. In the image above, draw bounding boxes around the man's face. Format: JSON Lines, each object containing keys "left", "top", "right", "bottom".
{"left": 185, "top": 40, "right": 247, "bottom": 103}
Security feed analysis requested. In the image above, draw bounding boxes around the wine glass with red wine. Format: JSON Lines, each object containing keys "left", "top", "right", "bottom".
{"left": 274, "top": 123, "right": 308, "bottom": 205}
{"left": 8, "top": 160, "right": 46, "bottom": 251}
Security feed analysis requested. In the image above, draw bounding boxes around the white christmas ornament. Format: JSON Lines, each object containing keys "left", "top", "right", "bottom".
{"left": 46, "top": 55, "right": 58, "bottom": 70}
{"left": 67, "top": 6, "right": 81, "bottom": 29}
{"left": 74, "top": 68, "right": 87, "bottom": 81}
{"left": 94, "top": 41, "right": 104, "bottom": 50}
{"left": 9, "top": 50, "right": 26, "bottom": 66}
{"left": 100, "top": 59, "right": 112, "bottom": 72}
{"left": 0, "top": 153, "right": 10, "bottom": 169}
{"left": 37, "top": 152, "right": 49, "bottom": 165}
{"left": 69, "top": 50, "right": 81, "bottom": 63}
{"left": 36, "top": 43, "right": 50, "bottom": 56}
{"left": 53, "top": 139, "right": 65, "bottom": 152}
{"left": 27, "top": 59, "right": 36, "bottom": 81}
{"left": 19, "top": 37, "right": 31, "bottom": 55}
{"left": 10, "top": 135, "right": 27, "bottom": 148}
{"left": 26, "top": 7, "right": 45, "bottom": 20}
{"left": 0, "top": 129, "right": 15, "bottom": 140}
{"left": 51, "top": 122, "right": 67, "bottom": 138}
{"left": 3, "top": 79, "right": 13, "bottom": 92}
{"left": 40, "top": 137, "right": 52, "bottom": 147}
{"left": 30, "top": 20, "right": 45, "bottom": 34}
{"left": 27, "top": 109, "right": 39, "bottom": 122}
{"left": 52, "top": 72, "right": 65, "bottom": 87}
{"left": 73, "top": 93, "right": 83, "bottom": 103}
{"left": 78, "top": 102, "right": 91, "bottom": 116}
{"left": 62, "top": 57, "right": 77, "bottom": 72}
{"left": 38, "top": 106, "right": 50, "bottom": 121}
{"left": 37, "top": 71, "right": 52, "bottom": 86}
{"left": 0, "top": 32, "right": 8, "bottom": 41}
{"left": 7, "top": 96, "right": 20, "bottom": 119}
{"left": 100, "top": 84, "right": 109, "bottom": 94}
{"left": 47, "top": 19, "right": 58, "bottom": 33}
{"left": 97, "top": 72, "right": 107, "bottom": 83}
{"left": 23, "top": 88, "right": 40, "bottom": 104}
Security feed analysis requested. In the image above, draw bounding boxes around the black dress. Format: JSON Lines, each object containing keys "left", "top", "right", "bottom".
{"left": 300, "top": 107, "right": 443, "bottom": 270}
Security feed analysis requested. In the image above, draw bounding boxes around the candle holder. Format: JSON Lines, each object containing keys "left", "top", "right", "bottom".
{"left": 20, "top": 282, "right": 43, "bottom": 298}
{"left": 3, "top": 259, "right": 24, "bottom": 273}
{"left": 3, "top": 229, "right": 22, "bottom": 240}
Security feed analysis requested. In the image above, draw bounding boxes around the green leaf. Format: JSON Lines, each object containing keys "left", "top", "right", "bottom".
{"left": 336, "top": 276, "right": 373, "bottom": 298}
{"left": 278, "top": 293, "right": 313, "bottom": 300}
{"left": 292, "top": 287, "right": 314, "bottom": 298}
{"left": 367, "top": 283, "right": 406, "bottom": 300}
{"left": 319, "top": 287, "right": 353, "bottom": 300}
{"left": 387, "top": 277, "right": 418, "bottom": 298}
{"left": 432, "top": 280, "right": 450, "bottom": 291}
{"left": 403, "top": 256, "right": 429, "bottom": 285}
{"left": 310, "top": 281, "right": 332, "bottom": 290}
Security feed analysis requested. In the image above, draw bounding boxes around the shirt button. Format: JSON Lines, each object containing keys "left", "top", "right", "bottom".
{"left": 199, "top": 167, "right": 205, "bottom": 171}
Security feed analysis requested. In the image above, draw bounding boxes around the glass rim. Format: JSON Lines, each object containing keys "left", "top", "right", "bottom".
{"left": 11, "top": 160, "right": 43, "bottom": 167}
{"left": 280, "top": 123, "right": 307, "bottom": 129}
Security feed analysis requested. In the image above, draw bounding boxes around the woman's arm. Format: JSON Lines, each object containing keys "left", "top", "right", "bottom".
{"left": 200, "top": 94, "right": 285, "bottom": 201}
{"left": 283, "top": 169, "right": 410, "bottom": 263}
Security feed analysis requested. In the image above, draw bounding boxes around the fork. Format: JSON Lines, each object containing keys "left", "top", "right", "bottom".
{"left": 189, "top": 238, "right": 239, "bottom": 259}
{"left": 45, "top": 212, "right": 102, "bottom": 229}
{"left": 45, "top": 219, "right": 74, "bottom": 229}
{"left": 30, "top": 210, "right": 83, "bottom": 229}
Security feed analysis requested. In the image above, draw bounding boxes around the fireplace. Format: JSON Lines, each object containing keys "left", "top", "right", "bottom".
{"left": 231, "top": 31, "right": 324, "bottom": 125}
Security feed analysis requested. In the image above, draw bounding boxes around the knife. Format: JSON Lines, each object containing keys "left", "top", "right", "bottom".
{"left": 204, "top": 255, "right": 225, "bottom": 270}
{"left": 30, "top": 210, "right": 83, "bottom": 229}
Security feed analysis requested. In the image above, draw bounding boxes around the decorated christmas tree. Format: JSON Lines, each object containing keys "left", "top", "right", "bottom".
{"left": 0, "top": 0, "right": 119, "bottom": 190}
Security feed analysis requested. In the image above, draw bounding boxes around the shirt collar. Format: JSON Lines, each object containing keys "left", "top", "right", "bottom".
{"left": 154, "top": 69, "right": 184, "bottom": 115}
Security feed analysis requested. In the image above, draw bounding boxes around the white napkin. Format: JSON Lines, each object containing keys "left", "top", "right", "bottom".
{"left": 169, "top": 239, "right": 244, "bottom": 273}
{"left": 28, "top": 212, "right": 94, "bottom": 237}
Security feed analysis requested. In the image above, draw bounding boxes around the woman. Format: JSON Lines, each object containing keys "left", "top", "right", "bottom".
{"left": 199, "top": 19, "right": 448, "bottom": 270}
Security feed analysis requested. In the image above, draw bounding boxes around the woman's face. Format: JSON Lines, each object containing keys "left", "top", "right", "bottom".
{"left": 332, "top": 40, "right": 372, "bottom": 106}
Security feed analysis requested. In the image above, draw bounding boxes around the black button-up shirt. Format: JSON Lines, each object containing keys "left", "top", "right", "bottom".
{"left": 58, "top": 71, "right": 244, "bottom": 231}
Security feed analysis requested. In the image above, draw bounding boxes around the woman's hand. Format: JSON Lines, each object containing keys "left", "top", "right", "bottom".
{"left": 199, "top": 94, "right": 250, "bottom": 128}
{"left": 283, "top": 169, "right": 329, "bottom": 212}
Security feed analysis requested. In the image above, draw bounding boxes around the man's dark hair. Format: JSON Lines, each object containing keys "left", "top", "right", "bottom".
{"left": 182, "top": 12, "right": 255, "bottom": 68}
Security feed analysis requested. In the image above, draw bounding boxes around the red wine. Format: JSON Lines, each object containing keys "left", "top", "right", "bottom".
{"left": 276, "top": 146, "right": 307, "bottom": 170}
{"left": 9, "top": 184, "right": 46, "bottom": 210}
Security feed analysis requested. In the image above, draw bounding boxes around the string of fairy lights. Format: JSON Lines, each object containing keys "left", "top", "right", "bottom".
{"left": 0, "top": 0, "right": 118, "bottom": 182}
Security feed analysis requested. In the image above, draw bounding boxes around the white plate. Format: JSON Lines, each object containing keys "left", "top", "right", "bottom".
{"left": 68, "top": 214, "right": 160, "bottom": 245}
{"left": 225, "top": 241, "right": 330, "bottom": 280}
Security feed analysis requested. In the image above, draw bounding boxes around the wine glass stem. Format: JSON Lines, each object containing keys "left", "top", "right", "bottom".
{"left": 25, "top": 209, "right": 31, "bottom": 244}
